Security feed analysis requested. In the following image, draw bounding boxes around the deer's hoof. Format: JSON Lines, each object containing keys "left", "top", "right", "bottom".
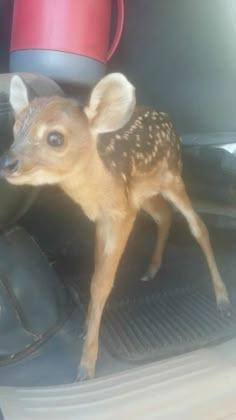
{"left": 140, "top": 273, "right": 152, "bottom": 282}
{"left": 76, "top": 366, "right": 91, "bottom": 382}
{"left": 140, "top": 270, "right": 157, "bottom": 282}
{"left": 217, "top": 298, "right": 231, "bottom": 318}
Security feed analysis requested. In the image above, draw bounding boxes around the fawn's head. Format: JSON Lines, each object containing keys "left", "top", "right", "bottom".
{"left": 0, "top": 73, "right": 135, "bottom": 186}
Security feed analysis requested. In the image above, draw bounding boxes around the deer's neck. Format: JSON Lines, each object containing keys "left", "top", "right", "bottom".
{"left": 60, "top": 148, "right": 126, "bottom": 222}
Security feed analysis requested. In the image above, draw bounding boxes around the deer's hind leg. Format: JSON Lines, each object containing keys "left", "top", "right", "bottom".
{"left": 141, "top": 195, "right": 173, "bottom": 281}
{"left": 162, "top": 176, "right": 230, "bottom": 316}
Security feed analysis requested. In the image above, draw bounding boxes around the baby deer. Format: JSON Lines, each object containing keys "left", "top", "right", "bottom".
{"left": 0, "top": 73, "right": 230, "bottom": 380}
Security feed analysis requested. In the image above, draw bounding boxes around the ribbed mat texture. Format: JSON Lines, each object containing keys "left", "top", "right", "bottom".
{"left": 101, "top": 287, "right": 236, "bottom": 363}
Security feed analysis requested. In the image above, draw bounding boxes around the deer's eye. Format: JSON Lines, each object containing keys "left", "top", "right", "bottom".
{"left": 47, "top": 132, "right": 64, "bottom": 147}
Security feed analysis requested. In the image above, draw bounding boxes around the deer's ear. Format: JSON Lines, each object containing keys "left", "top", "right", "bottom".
{"left": 9, "top": 75, "right": 29, "bottom": 115}
{"left": 84, "top": 73, "right": 136, "bottom": 133}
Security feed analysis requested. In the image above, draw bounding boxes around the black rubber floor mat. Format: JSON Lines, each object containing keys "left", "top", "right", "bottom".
{"left": 101, "top": 286, "right": 236, "bottom": 363}
{"left": 51, "top": 216, "right": 236, "bottom": 366}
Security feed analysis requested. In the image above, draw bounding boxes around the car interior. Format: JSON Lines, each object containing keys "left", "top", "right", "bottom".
{"left": 0, "top": 1, "right": 236, "bottom": 419}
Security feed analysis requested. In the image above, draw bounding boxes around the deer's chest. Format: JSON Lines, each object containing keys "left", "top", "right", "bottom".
{"left": 62, "top": 177, "right": 126, "bottom": 222}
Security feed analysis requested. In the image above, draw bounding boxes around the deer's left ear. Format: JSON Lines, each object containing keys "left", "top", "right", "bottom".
{"left": 9, "top": 75, "right": 29, "bottom": 115}
{"left": 84, "top": 73, "right": 136, "bottom": 133}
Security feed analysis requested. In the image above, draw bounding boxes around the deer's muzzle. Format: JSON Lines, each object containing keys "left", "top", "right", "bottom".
{"left": 0, "top": 152, "right": 19, "bottom": 177}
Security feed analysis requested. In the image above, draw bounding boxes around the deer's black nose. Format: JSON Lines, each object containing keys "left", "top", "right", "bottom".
{"left": 0, "top": 153, "right": 19, "bottom": 176}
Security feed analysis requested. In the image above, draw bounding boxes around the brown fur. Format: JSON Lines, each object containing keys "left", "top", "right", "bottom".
{"left": 2, "top": 73, "right": 230, "bottom": 381}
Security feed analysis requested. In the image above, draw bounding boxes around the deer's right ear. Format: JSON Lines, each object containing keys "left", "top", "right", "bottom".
{"left": 9, "top": 75, "right": 29, "bottom": 115}
{"left": 84, "top": 73, "right": 136, "bottom": 134}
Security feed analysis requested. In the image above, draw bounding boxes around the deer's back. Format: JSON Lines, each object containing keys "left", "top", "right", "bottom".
{"left": 97, "top": 107, "right": 182, "bottom": 187}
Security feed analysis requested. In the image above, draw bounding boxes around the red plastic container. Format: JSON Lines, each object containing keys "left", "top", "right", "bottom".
{"left": 10, "top": 0, "right": 124, "bottom": 87}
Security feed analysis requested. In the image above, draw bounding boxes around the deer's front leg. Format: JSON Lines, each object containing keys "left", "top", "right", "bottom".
{"left": 77, "top": 211, "right": 136, "bottom": 381}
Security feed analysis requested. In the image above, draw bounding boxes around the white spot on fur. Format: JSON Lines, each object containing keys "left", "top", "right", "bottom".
{"left": 121, "top": 173, "right": 127, "bottom": 182}
{"left": 107, "top": 144, "right": 114, "bottom": 152}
